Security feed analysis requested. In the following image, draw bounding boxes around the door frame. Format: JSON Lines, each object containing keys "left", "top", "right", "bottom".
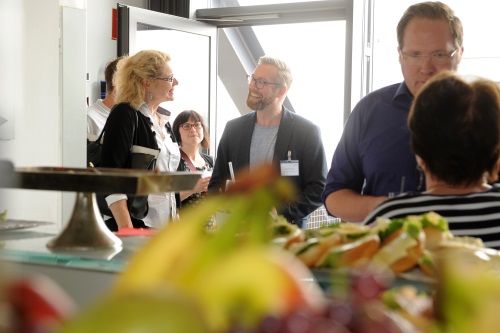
{"left": 117, "top": 4, "right": 218, "bottom": 153}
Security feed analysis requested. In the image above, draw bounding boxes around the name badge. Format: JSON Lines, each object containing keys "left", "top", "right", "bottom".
{"left": 280, "top": 160, "right": 299, "bottom": 176}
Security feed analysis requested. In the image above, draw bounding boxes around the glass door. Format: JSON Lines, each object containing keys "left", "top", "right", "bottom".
{"left": 117, "top": 5, "right": 217, "bottom": 153}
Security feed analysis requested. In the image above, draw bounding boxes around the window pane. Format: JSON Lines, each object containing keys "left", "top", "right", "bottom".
{"left": 252, "top": 21, "right": 345, "bottom": 163}
{"left": 372, "top": 0, "right": 500, "bottom": 91}
{"left": 216, "top": 76, "right": 241, "bottom": 141}
{"left": 135, "top": 28, "right": 211, "bottom": 123}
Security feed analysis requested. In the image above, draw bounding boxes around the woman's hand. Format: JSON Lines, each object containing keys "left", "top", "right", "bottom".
{"left": 196, "top": 176, "right": 211, "bottom": 193}
{"left": 180, "top": 176, "right": 211, "bottom": 201}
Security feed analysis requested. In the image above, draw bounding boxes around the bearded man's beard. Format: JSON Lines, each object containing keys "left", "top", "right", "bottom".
{"left": 246, "top": 92, "right": 275, "bottom": 111}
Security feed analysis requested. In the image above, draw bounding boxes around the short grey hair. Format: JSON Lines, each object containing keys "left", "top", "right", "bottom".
{"left": 258, "top": 55, "right": 293, "bottom": 89}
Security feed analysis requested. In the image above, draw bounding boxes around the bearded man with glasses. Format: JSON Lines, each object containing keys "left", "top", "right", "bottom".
{"left": 323, "top": 1, "right": 464, "bottom": 223}
{"left": 208, "top": 55, "right": 327, "bottom": 229}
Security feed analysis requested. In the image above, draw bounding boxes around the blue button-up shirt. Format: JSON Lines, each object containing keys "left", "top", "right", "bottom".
{"left": 323, "top": 82, "right": 424, "bottom": 203}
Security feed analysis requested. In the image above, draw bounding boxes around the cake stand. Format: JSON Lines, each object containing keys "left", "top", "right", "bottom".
{"left": 0, "top": 165, "right": 201, "bottom": 251}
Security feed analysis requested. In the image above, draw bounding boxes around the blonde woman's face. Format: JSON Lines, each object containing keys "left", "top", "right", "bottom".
{"left": 150, "top": 62, "right": 179, "bottom": 103}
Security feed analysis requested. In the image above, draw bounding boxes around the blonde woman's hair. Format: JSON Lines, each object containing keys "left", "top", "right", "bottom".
{"left": 114, "top": 50, "right": 171, "bottom": 109}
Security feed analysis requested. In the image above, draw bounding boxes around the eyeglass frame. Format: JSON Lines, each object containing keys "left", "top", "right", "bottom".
{"left": 247, "top": 75, "right": 281, "bottom": 89}
{"left": 180, "top": 122, "right": 203, "bottom": 130}
{"left": 154, "top": 74, "right": 175, "bottom": 82}
{"left": 399, "top": 48, "right": 458, "bottom": 65}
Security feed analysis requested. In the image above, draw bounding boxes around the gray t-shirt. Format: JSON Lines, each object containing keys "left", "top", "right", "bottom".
{"left": 249, "top": 123, "right": 279, "bottom": 169}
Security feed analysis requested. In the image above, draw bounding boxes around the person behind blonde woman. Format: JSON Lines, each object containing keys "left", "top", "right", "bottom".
{"left": 100, "top": 50, "right": 181, "bottom": 231}
{"left": 87, "top": 56, "right": 122, "bottom": 137}
{"left": 172, "top": 110, "right": 213, "bottom": 210}
{"left": 363, "top": 71, "right": 500, "bottom": 249}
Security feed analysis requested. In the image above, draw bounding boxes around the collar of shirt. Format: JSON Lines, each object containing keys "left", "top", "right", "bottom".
{"left": 138, "top": 102, "right": 152, "bottom": 118}
{"left": 138, "top": 103, "right": 168, "bottom": 140}
{"left": 394, "top": 82, "right": 413, "bottom": 102}
{"left": 157, "top": 110, "right": 170, "bottom": 127}
{"left": 138, "top": 103, "right": 171, "bottom": 128}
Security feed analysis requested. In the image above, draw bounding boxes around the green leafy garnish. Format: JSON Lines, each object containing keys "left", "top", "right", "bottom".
{"left": 344, "top": 230, "right": 370, "bottom": 240}
{"left": 295, "top": 239, "right": 320, "bottom": 256}
{"left": 378, "top": 218, "right": 405, "bottom": 242}
{"left": 419, "top": 253, "right": 435, "bottom": 269}
{"left": 381, "top": 289, "right": 402, "bottom": 310}
{"left": 0, "top": 209, "right": 7, "bottom": 222}
{"left": 403, "top": 219, "right": 423, "bottom": 239}
{"left": 420, "top": 211, "right": 449, "bottom": 231}
{"left": 272, "top": 224, "right": 294, "bottom": 237}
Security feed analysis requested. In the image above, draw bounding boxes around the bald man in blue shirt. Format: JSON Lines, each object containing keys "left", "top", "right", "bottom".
{"left": 323, "top": 1, "right": 464, "bottom": 222}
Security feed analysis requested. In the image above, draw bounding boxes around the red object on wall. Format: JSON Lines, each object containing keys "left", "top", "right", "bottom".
{"left": 112, "top": 8, "right": 118, "bottom": 40}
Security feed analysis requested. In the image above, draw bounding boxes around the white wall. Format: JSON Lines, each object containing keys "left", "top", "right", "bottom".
{"left": 0, "top": 0, "right": 148, "bottom": 229}
{"left": 0, "top": 0, "right": 62, "bottom": 226}
{"left": 87, "top": 0, "right": 147, "bottom": 105}
{"left": 86, "top": 0, "right": 214, "bottom": 104}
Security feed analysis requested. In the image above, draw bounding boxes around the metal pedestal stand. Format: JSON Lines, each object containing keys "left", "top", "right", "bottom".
{"left": 1, "top": 166, "right": 201, "bottom": 251}
{"left": 47, "top": 192, "right": 122, "bottom": 249}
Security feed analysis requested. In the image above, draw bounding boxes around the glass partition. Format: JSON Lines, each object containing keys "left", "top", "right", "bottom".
{"left": 118, "top": 5, "right": 217, "bottom": 152}
{"left": 135, "top": 27, "right": 211, "bottom": 125}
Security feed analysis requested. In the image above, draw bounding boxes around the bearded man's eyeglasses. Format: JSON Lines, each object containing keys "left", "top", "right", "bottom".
{"left": 247, "top": 75, "right": 281, "bottom": 89}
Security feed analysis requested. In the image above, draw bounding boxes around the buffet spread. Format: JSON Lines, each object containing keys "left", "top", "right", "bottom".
{"left": 2, "top": 164, "right": 500, "bottom": 333}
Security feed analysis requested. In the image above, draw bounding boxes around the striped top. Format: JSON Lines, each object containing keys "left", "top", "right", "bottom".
{"left": 363, "top": 184, "right": 500, "bottom": 249}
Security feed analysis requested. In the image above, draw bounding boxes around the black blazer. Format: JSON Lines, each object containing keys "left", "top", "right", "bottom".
{"left": 208, "top": 106, "right": 327, "bottom": 226}
{"left": 101, "top": 103, "right": 159, "bottom": 168}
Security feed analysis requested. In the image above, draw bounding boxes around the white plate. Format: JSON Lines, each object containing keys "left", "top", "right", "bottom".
{"left": 0, "top": 219, "right": 53, "bottom": 231}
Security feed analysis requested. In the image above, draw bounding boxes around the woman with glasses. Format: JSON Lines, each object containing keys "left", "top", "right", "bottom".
{"left": 99, "top": 49, "right": 181, "bottom": 231}
{"left": 172, "top": 110, "right": 213, "bottom": 211}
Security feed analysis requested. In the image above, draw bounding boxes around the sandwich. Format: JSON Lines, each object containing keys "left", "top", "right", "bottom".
{"left": 288, "top": 222, "right": 374, "bottom": 268}
{"left": 370, "top": 216, "right": 426, "bottom": 273}
{"left": 417, "top": 212, "right": 452, "bottom": 250}
{"left": 315, "top": 232, "right": 381, "bottom": 269}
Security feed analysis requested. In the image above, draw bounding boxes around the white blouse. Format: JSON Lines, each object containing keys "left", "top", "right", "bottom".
{"left": 139, "top": 103, "right": 180, "bottom": 227}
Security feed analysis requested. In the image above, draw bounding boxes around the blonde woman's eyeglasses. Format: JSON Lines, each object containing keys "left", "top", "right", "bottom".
{"left": 155, "top": 74, "right": 175, "bottom": 82}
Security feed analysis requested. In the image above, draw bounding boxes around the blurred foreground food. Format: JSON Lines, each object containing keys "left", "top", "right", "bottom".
{"left": 56, "top": 164, "right": 328, "bottom": 333}
{"left": 272, "top": 211, "right": 500, "bottom": 333}
{"left": 7, "top": 164, "right": 500, "bottom": 333}
{"left": 1, "top": 272, "right": 77, "bottom": 333}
